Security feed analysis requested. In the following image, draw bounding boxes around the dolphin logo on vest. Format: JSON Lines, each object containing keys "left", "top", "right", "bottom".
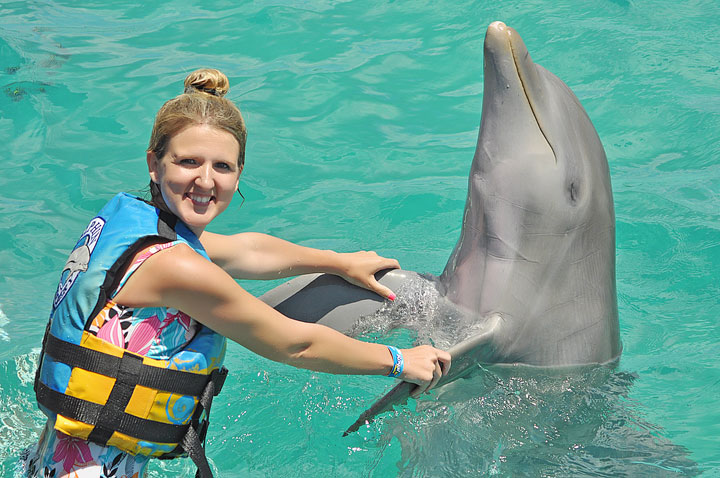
{"left": 53, "top": 216, "right": 106, "bottom": 309}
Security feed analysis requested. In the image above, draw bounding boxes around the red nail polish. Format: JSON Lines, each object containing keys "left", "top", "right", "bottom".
{"left": 388, "top": 293, "right": 396, "bottom": 301}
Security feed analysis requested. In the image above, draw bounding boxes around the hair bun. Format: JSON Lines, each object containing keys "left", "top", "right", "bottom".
{"left": 183, "top": 68, "right": 229, "bottom": 97}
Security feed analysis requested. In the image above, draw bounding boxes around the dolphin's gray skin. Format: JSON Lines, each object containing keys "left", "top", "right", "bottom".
{"left": 260, "top": 21, "right": 621, "bottom": 433}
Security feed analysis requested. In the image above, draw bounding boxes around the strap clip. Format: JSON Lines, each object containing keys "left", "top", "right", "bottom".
{"left": 210, "top": 367, "right": 229, "bottom": 396}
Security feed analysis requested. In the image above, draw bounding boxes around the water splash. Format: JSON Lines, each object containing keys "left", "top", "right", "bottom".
{"left": 0, "top": 350, "right": 44, "bottom": 475}
{"left": 0, "top": 305, "right": 10, "bottom": 342}
{"left": 349, "top": 276, "right": 475, "bottom": 350}
{"left": 343, "top": 284, "right": 700, "bottom": 476}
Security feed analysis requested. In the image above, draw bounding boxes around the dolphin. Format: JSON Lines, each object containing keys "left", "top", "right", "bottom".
{"left": 259, "top": 21, "right": 621, "bottom": 434}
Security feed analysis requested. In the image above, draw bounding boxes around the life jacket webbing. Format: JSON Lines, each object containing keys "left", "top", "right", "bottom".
{"left": 181, "top": 372, "right": 223, "bottom": 478}
{"left": 87, "top": 351, "right": 147, "bottom": 445}
{"left": 43, "top": 333, "right": 210, "bottom": 396}
{"left": 35, "top": 380, "right": 188, "bottom": 443}
{"left": 36, "top": 332, "right": 229, "bottom": 450}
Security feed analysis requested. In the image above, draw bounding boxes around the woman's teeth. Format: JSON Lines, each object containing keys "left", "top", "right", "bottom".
{"left": 189, "top": 194, "right": 212, "bottom": 204}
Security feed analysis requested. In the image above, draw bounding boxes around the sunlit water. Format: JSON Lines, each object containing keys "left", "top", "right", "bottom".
{"left": 1, "top": 0, "right": 718, "bottom": 476}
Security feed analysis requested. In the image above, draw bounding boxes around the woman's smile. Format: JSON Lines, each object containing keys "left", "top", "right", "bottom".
{"left": 187, "top": 193, "right": 213, "bottom": 205}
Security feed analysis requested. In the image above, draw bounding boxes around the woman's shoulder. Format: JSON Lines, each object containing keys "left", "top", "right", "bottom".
{"left": 113, "top": 241, "right": 225, "bottom": 307}
{"left": 150, "top": 241, "right": 211, "bottom": 273}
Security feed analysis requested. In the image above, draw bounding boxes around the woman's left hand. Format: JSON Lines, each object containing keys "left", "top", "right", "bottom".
{"left": 337, "top": 251, "right": 400, "bottom": 300}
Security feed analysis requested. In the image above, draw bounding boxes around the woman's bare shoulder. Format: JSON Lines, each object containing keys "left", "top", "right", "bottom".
{"left": 114, "top": 242, "right": 228, "bottom": 307}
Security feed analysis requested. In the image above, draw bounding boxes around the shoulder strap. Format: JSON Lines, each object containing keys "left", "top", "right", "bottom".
{"left": 157, "top": 209, "right": 178, "bottom": 240}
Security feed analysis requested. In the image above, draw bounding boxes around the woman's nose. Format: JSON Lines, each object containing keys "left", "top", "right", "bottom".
{"left": 195, "top": 164, "right": 214, "bottom": 189}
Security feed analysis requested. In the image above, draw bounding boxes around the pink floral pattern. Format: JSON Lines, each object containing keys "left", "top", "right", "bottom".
{"left": 96, "top": 312, "right": 127, "bottom": 348}
{"left": 52, "top": 431, "right": 94, "bottom": 472}
{"left": 22, "top": 421, "right": 150, "bottom": 477}
{"left": 125, "top": 314, "right": 162, "bottom": 354}
{"left": 91, "top": 305, "right": 196, "bottom": 358}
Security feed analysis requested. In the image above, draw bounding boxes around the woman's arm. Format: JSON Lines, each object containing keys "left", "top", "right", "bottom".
{"left": 200, "top": 231, "right": 400, "bottom": 299}
{"left": 113, "top": 244, "right": 449, "bottom": 393}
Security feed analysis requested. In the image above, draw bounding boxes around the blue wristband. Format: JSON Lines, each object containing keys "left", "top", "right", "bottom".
{"left": 386, "top": 345, "right": 404, "bottom": 378}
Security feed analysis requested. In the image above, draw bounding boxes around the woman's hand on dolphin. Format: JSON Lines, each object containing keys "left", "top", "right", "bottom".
{"left": 337, "top": 251, "right": 400, "bottom": 300}
{"left": 399, "top": 345, "right": 452, "bottom": 397}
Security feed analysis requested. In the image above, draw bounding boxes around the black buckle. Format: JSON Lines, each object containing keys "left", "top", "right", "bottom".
{"left": 210, "top": 367, "right": 228, "bottom": 396}
{"left": 195, "top": 416, "right": 210, "bottom": 442}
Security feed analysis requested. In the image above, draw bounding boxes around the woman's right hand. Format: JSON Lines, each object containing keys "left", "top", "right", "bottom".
{"left": 399, "top": 345, "right": 452, "bottom": 398}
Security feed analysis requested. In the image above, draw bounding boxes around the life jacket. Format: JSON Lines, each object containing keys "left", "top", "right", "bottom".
{"left": 34, "top": 192, "right": 228, "bottom": 478}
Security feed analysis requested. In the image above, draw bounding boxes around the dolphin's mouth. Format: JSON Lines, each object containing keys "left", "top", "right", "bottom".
{"left": 488, "top": 22, "right": 557, "bottom": 162}
{"left": 509, "top": 37, "right": 557, "bottom": 161}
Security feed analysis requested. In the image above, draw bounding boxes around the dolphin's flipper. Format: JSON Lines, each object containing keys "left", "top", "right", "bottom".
{"left": 259, "top": 269, "right": 428, "bottom": 333}
{"left": 343, "top": 314, "right": 503, "bottom": 436}
{"left": 343, "top": 381, "right": 414, "bottom": 437}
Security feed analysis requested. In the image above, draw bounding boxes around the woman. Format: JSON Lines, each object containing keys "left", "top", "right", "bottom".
{"left": 24, "top": 69, "right": 451, "bottom": 478}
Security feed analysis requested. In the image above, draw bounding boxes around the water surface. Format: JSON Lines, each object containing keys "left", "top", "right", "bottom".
{"left": 1, "top": 0, "right": 718, "bottom": 476}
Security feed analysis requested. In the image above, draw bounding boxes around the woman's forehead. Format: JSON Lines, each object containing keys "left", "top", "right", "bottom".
{"left": 166, "top": 124, "right": 240, "bottom": 158}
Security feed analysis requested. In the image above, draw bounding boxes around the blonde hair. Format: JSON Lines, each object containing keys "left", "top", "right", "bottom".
{"left": 147, "top": 68, "right": 247, "bottom": 206}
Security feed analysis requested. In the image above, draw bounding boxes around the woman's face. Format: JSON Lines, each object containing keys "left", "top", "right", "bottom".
{"left": 148, "top": 124, "right": 241, "bottom": 235}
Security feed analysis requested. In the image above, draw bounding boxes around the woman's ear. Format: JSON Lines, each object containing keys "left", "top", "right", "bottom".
{"left": 235, "top": 163, "right": 243, "bottom": 190}
{"left": 147, "top": 151, "right": 159, "bottom": 183}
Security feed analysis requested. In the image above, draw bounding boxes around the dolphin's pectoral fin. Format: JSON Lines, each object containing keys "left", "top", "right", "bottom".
{"left": 263, "top": 273, "right": 382, "bottom": 327}
{"left": 442, "top": 313, "right": 503, "bottom": 382}
{"left": 343, "top": 380, "right": 414, "bottom": 437}
{"left": 343, "top": 314, "right": 503, "bottom": 436}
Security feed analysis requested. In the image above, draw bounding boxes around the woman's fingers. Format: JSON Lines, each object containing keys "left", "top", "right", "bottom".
{"left": 429, "top": 359, "right": 443, "bottom": 391}
{"left": 438, "top": 350, "right": 451, "bottom": 377}
{"left": 401, "top": 345, "right": 452, "bottom": 397}
{"left": 340, "top": 251, "right": 400, "bottom": 300}
{"left": 367, "top": 277, "right": 396, "bottom": 301}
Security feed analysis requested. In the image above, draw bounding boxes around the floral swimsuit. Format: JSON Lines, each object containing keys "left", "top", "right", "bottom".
{"left": 22, "top": 242, "right": 199, "bottom": 478}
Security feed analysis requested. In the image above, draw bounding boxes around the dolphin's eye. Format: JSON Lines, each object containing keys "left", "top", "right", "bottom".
{"left": 569, "top": 182, "right": 579, "bottom": 204}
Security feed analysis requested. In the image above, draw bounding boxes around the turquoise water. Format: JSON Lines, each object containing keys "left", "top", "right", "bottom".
{"left": 1, "top": 0, "right": 719, "bottom": 476}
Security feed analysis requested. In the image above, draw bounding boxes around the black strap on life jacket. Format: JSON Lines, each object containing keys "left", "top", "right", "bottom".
{"left": 42, "top": 333, "right": 212, "bottom": 396}
{"left": 36, "top": 333, "right": 228, "bottom": 477}
{"left": 179, "top": 369, "right": 225, "bottom": 478}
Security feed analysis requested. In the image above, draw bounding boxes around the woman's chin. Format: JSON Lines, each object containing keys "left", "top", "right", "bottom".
{"left": 170, "top": 200, "right": 230, "bottom": 232}
{"left": 173, "top": 210, "right": 212, "bottom": 233}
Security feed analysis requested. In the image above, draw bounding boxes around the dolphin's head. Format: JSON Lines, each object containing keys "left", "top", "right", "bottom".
{"left": 476, "top": 21, "right": 612, "bottom": 215}
{"left": 441, "top": 22, "right": 618, "bottom": 363}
